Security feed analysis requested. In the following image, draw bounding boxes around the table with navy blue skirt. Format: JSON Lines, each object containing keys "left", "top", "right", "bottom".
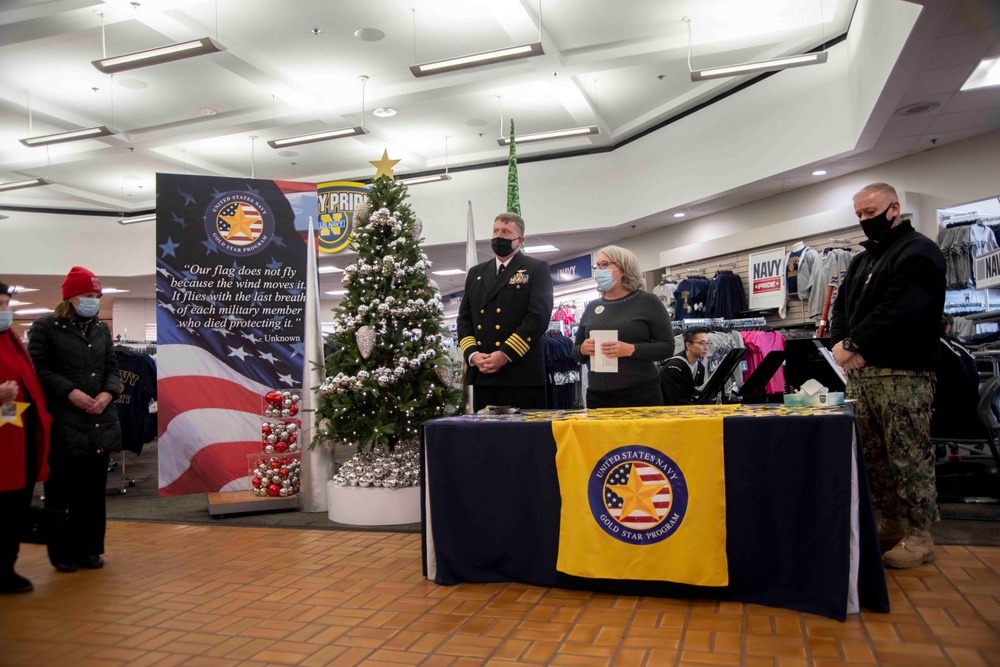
{"left": 420, "top": 405, "right": 890, "bottom": 621}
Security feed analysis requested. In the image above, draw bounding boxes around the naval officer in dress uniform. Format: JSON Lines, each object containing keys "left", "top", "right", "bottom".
{"left": 457, "top": 212, "right": 554, "bottom": 412}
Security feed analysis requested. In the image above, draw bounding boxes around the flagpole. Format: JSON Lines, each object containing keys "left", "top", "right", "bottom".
{"left": 300, "top": 215, "right": 333, "bottom": 512}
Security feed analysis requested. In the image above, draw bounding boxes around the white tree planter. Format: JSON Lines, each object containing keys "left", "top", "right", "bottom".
{"left": 326, "top": 481, "right": 421, "bottom": 525}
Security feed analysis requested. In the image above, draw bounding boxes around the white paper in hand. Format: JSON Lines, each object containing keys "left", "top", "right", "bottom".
{"left": 591, "top": 330, "right": 618, "bottom": 373}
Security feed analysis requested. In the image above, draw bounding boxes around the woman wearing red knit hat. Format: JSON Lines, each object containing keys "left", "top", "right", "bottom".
{"left": 0, "top": 280, "right": 51, "bottom": 593}
{"left": 28, "top": 267, "right": 121, "bottom": 573}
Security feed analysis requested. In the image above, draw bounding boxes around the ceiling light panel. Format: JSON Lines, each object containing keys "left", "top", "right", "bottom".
{"left": 93, "top": 37, "right": 225, "bottom": 74}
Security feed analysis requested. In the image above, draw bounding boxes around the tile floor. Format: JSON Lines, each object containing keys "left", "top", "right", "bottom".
{"left": 1, "top": 521, "right": 998, "bottom": 666}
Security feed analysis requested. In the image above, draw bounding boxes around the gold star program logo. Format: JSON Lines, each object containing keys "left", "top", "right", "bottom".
{"left": 608, "top": 464, "right": 669, "bottom": 526}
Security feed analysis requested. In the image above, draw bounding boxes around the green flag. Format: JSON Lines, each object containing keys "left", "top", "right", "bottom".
{"left": 506, "top": 119, "right": 520, "bottom": 216}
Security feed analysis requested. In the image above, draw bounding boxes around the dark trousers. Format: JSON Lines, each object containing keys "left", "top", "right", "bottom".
{"left": 472, "top": 384, "right": 547, "bottom": 413}
{"left": 0, "top": 485, "right": 33, "bottom": 576}
{"left": 44, "top": 451, "right": 110, "bottom": 565}
{"left": 586, "top": 378, "right": 663, "bottom": 409}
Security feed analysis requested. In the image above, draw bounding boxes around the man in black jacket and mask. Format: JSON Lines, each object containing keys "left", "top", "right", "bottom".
{"left": 831, "top": 183, "right": 945, "bottom": 570}
{"left": 457, "top": 212, "right": 553, "bottom": 412}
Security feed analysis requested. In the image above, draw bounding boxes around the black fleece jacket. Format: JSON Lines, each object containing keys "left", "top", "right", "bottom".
{"left": 830, "top": 221, "right": 945, "bottom": 371}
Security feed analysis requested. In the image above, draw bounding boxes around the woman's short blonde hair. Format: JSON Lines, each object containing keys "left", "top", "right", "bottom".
{"left": 598, "top": 245, "right": 644, "bottom": 292}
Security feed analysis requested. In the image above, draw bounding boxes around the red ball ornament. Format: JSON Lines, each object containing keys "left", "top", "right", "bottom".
{"left": 270, "top": 460, "right": 281, "bottom": 470}
{"left": 275, "top": 442, "right": 288, "bottom": 453}
{"left": 267, "top": 483, "right": 280, "bottom": 496}
{"left": 279, "top": 468, "right": 289, "bottom": 478}
{"left": 252, "top": 477, "right": 262, "bottom": 488}
{"left": 281, "top": 457, "right": 292, "bottom": 465}
{"left": 287, "top": 434, "right": 297, "bottom": 444}
{"left": 289, "top": 405, "right": 299, "bottom": 416}
{"left": 262, "top": 424, "right": 272, "bottom": 435}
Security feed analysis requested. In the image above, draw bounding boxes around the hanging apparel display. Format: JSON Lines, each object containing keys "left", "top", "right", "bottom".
{"left": 705, "top": 270, "right": 747, "bottom": 319}
{"left": 740, "top": 330, "right": 786, "bottom": 395}
{"left": 783, "top": 244, "right": 820, "bottom": 319}
{"left": 113, "top": 347, "right": 157, "bottom": 455}
{"left": 653, "top": 280, "right": 678, "bottom": 318}
{"left": 937, "top": 222, "right": 998, "bottom": 289}
{"left": 542, "top": 331, "right": 579, "bottom": 409}
{"left": 806, "top": 248, "right": 856, "bottom": 320}
{"left": 673, "top": 276, "right": 711, "bottom": 321}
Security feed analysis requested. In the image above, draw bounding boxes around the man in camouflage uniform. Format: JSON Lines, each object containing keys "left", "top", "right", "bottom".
{"left": 831, "top": 183, "right": 945, "bottom": 569}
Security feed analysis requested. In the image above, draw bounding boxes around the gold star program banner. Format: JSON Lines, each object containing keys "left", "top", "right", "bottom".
{"left": 553, "top": 414, "right": 727, "bottom": 586}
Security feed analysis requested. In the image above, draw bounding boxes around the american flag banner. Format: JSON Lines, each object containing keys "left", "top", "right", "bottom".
{"left": 155, "top": 173, "right": 315, "bottom": 496}
{"left": 552, "top": 415, "right": 728, "bottom": 586}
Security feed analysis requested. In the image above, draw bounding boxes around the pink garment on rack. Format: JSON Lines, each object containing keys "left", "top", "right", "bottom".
{"left": 740, "top": 330, "right": 786, "bottom": 395}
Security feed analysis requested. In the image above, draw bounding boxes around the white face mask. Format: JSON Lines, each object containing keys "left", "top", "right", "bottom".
{"left": 0, "top": 310, "right": 11, "bottom": 332}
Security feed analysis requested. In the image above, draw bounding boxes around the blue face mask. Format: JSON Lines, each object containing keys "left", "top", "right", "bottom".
{"left": 0, "top": 311, "right": 11, "bottom": 332}
{"left": 75, "top": 297, "right": 100, "bottom": 319}
{"left": 595, "top": 269, "right": 617, "bottom": 292}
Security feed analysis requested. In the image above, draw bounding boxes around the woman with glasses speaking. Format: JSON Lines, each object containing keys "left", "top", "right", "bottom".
{"left": 572, "top": 246, "right": 674, "bottom": 408}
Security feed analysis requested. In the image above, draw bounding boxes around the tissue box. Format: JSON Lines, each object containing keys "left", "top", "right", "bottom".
{"left": 783, "top": 392, "right": 845, "bottom": 407}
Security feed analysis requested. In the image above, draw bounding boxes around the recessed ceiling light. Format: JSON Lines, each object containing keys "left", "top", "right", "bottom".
{"left": 372, "top": 107, "right": 397, "bottom": 118}
{"left": 673, "top": 212, "right": 686, "bottom": 218}
{"left": 432, "top": 269, "right": 466, "bottom": 276}
{"left": 523, "top": 245, "right": 559, "bottom": 253}
{"left": 812, "top": 170, "right": 827, "bottom": 176}
{"left": 199, "top": 107, "right": 218, "bottom": 116}
{"left": 118, "top": 79, "right": 148, "bottom": 89}
{"left": 961, "top": 56, "right": 1000, "bottom": 91}
{"left": 354, "top": 28, "right": 385, "bottom": 42}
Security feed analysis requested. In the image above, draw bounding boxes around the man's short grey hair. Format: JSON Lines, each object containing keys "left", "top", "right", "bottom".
{"left": 598, "top": 245, "right": 644, "bottom": 292}
{"left": 854, "top": 182, "right": 898, "bottom": 203}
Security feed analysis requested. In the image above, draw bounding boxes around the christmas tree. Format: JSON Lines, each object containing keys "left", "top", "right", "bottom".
{"left": 317, "top": 163, "right": 460, "bottom": 462}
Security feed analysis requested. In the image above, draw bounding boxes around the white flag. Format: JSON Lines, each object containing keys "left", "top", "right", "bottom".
{"left": 465, "top": 200, "right": 477, "bottom": 271}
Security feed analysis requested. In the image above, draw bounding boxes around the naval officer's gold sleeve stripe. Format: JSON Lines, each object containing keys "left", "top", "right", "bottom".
{"left": 459, "top": 336, "right": 476, "bottom": 352}
{"left": 506, "top": 335, "right": 529, "bottom": 356}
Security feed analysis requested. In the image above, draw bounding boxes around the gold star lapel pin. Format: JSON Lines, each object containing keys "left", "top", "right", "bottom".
{"left": 369, "top": 149, "right": 401, "bottom": 181}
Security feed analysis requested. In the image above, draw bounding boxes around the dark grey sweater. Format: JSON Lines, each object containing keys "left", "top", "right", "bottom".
{"left": 571, "top": 290, "right": 674, "bottom": 392}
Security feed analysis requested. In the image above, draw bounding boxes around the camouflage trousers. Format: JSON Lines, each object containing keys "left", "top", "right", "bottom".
{"left": 846, "top": 366, "right": 938, "bottom": 530}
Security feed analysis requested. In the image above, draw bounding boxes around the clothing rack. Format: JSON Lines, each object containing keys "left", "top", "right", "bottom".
{"left": 115, "top": 339, "right": 156, "bottom": 356}
{"left": 946, "top": 302, "right": 986, "bottom": 315}
{"left": 674, "top": 316, "right": 767, "bottom": 331}
{"left": 827, "top": 238, "right": 853, "bottom": 247}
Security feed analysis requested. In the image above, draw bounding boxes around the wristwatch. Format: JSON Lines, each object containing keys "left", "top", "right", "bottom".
{"left": 841, "top": 337, "right": 858, "bottom": 352}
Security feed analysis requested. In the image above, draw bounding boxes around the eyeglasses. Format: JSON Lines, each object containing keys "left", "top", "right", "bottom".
{"left": 692, "top": 340, "right": 710, "bottom": 347}
{"left": 592, "top": 261, "right": 616, "bottom": 270}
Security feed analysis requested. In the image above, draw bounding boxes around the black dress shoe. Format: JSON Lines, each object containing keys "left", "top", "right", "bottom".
{"left": 78, "top": 556, "right": 104, "bottom": 569}
{"left": 0, "top": 572, "right": 34, "bottom": 594}
{"left": 55, "top": 562, "right": 77, "bottom": 573}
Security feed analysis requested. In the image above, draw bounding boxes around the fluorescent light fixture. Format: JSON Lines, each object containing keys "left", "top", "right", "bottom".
{"left": 101, "top": 288, "right": 130, "bottom": 294}
{"left": 962, "top": 56, "right": 1000, "bottom": 91}
{"left": 318, "top": 266, "right": 344, "bottom": 274}
{"left": 15, "top": 308, "right": 53, "bottom": 315}
{"left": 812, "top": 170, "right": 827, "bottom": 176}
{"left": 673, "top": 212, "right": 686, "bottom": 218}
{"left": 554, "top": 284, "right": 601, "bottom": 298}
{"left": 92, "top": 37, "right": 225, "bottom": 74}
{"left": 118, "top": 213, "right": 156, "bottom": 225}
{"left": 411, "top": 42, "right": 544, "bottom": 77}
{"left": 8, "top": 300, "right": 31, "bottom": 307}
{"left": 0, "top": 177, "right": 50, "bottom": 192}
{"left": 20, "top": 125, "right": 115, "bottom": 147}
{"left": 398, "top": 174, "right": 452, "bottom": 186}
{"left": 690, "top": 51, "right": 828, "bottom": 81}
{"left": 325, "top": 290, "right": 348, "bottom": 296}
{"left": 432, "top": 269, "right": 466, "bottom": 276}
{"left": 497, "top": 126, "right": 598, "bottom": 146}
{"left": 12, "top": 286, "right": 38, "bottom": 293}
{"left": 268, "top": 126, "right": 367, "bottom": 148}
{"left": 523, "top": 244, "right": 559, "bottom": 253}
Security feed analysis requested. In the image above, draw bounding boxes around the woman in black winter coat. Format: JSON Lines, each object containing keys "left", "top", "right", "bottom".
{"left": 28, "top": 266, "right": 121, "bottom": 573}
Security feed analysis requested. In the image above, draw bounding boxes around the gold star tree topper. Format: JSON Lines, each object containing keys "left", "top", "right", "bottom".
{"left": 369, "top": 149, "right": 401, "bottom": 181}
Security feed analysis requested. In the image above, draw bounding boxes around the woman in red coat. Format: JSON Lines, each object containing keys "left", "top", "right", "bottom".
{"left": 0, "top": 279, "right": 51, "bottom": 594}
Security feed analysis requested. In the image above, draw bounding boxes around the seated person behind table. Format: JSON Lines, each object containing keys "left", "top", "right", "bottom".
{"left": 660, "top": 327, "right": 710, "bottom": 405}
{"left": 932, "top": 314, "right": 981, "bottom": 439}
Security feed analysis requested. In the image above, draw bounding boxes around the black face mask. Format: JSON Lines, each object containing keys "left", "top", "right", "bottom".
{"left": 860, "top": 204, "right": 896, "bottom": 242}
{"left": 491, "top": 237, "right": 518, "bottom": 257}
